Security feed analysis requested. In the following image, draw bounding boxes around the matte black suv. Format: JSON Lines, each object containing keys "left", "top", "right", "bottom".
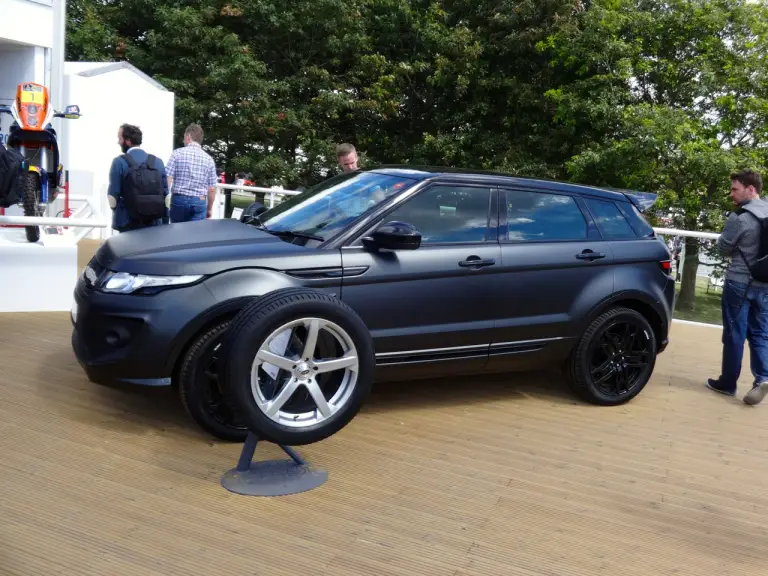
{"left": 71, "top": 168, "right": 675, "bottom": 446}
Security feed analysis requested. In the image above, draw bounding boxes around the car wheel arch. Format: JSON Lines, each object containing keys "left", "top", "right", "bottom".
{"left": 166, "top": 296, "right": 259, "bottom": 380}
{"left": 580, "top": 292, "right": 666, "bottom": 352}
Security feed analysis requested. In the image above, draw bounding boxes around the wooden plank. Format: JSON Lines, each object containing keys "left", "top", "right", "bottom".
{"left": 1, "top": 312, "right": 766, "bottom": 575}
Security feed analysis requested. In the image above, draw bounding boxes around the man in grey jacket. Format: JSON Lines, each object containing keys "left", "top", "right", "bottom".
{"left": 708, "top": 169, "right": 768, "bottom": 405}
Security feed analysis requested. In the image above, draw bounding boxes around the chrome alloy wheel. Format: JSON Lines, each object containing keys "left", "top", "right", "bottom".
{"left": 250, "top": 317, "right": 359, "bottom": 428}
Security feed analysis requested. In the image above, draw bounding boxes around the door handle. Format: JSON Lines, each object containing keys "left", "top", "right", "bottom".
{"left": 575, "top": 250, "right": 606, "bottom": 261}
{"left": 459, "top": 256, "right": 496, "bottom": 268}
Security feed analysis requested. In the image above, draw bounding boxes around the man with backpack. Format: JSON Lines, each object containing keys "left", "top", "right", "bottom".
{"left": 107, "top": 123, "right": 169, "bottom": 233}
{"left": 708, "top": 169, "right": 768, "bottom": 405}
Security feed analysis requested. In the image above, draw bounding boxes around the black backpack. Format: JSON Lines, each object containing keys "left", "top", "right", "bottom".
{"left": 740, "top": 208, "right": 768, "bottom": 283}
{"left": 121, "top": 153, "right": 166, "bottom": 222}
{"left": 0, "top": 142, "right": 26, "bottom": 209}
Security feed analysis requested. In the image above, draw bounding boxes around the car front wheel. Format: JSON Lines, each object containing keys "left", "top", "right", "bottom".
{"left": 220, "top": 288, "right": 375, "bottom": 446}
{"left": 566, "top": 306, "right": 657, "bottom": 405}
{"left": 177, "top": 320, "right": 249, "bottom": 442}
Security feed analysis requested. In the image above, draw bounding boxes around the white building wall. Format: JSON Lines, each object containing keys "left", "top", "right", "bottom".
{"left": 0, "top": 0, "right": 55, "bottom": 49}
{"left": 0, "top": 45, "right": 45, "bottom": 104}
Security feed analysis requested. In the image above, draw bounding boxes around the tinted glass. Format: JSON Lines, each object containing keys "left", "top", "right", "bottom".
{"left": 617, "top": 201, "right": 655, "bottom": 237}
{"left": 585, "top": 198, "right": 637, "bottom": 239}
{"left": 506, "top": 189, "right": 587, "bottom": 241}
{"left": 385, "top": 185, "right": 490, "bottom": 244}
{"left": 260, "top": 171, "right": 418, "bottom": 242}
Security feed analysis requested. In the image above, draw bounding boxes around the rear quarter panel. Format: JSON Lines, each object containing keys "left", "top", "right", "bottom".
{"left": 596, "top": 237, "right": 675, "bottom": 342}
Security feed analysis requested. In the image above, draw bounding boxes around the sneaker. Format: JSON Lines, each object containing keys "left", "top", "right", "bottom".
{"left": 744, "top": 381, "right": 768, "bottom": 406}
{"left": 706, "top": 378, "right": 737, "bottom": 397}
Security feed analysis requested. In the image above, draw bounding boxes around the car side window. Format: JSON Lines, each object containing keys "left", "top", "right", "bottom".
{"left": 381, "top": 185, "right": 491, "bottom": 244}
{"left": 584, "top": 197, "right": 637, "bottom": 240}
{"left": 505, "top": 189, "right": 587, "bottom": 241}
{"left": 616, "top": 201, "right": 655, "bottom": 238}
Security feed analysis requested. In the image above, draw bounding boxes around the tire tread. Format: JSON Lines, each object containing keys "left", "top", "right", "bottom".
{"left": 178, "top": 320, "right": 248, "bottom": 442}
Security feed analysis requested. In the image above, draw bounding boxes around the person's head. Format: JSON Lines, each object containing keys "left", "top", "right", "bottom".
{"left": 118, "top": 124, "right": 142, "bottom": 153}
{"left": 184, "top": 123, "right": 204, "bottom": 146}
{"left": 336, "top": 143, "right": 358, "bottom": 172}
{"left": 730, "top": 169, "right": 763, "bottom": 205}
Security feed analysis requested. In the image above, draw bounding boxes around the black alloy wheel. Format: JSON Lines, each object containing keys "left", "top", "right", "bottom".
{"left": 588, "top": 317, "right": 653, "bottom": 397}
{"left": 566, "top": 307, "right": 657, "bottom": 405}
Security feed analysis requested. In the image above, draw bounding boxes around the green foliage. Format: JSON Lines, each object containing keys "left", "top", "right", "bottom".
{"left": 66, "top": 0, "right": 768, "bottom": 301}
{"left": 543, "top": 0, "right": 768, "bottom": 309}
{"left": 547, "top": 0, "right": 768, "bottom": 224}
{"left": 66, "top": 0, "right": 590, "bottom": 185}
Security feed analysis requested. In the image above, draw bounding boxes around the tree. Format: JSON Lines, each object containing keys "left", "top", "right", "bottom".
{"left": 66, "top": 0, "right": 593, "bottom": 185}
{"left": 544, "top": 0, "right": 768, "bottom": 311}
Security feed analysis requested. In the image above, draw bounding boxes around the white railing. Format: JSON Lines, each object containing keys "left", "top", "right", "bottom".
{"left": 0, "top": 194, "right": 108, "bottom": 244}
{"left": 216, "top": 183, "right": 302, "bottom": 208}
{"left": 653, "top": 226, "right": 725, "bottom": 329}
{"left": 653, "top": 227, "right": 720, "bottom": 240}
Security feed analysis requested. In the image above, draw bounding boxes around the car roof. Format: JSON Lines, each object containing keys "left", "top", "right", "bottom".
{"left": 367, "top": 166, "right": 634, "bottom": 203}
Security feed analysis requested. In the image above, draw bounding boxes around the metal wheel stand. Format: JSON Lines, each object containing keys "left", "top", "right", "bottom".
{"left": 220, "top": 432, "right": 328, "bottom": 496}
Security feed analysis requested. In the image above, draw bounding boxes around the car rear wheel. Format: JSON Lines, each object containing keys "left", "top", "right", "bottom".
{"left": 566, "top": 307, "right": 656, "bottom": 405}
{"left": 177, "top": 321, "right": 249, "bottom": 442}
{"left": 220, "top": 288, "right": 375, "bottom": 446}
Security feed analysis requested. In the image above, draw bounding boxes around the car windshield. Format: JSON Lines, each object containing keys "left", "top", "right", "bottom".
{"left": 256, "top": 171, "right": 419, "bottom": 243}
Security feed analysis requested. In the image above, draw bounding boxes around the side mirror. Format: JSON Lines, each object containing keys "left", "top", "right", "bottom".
{"left": 363, "top": 221, "right": 422, "bottom": 251}
{"left": 62, "top": 105, "right": 81, "bottom": 119}
{"left": 241, "top": 201, "right": 267, "bottom": 223}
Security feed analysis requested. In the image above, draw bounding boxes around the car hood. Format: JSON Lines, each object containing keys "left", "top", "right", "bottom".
{"left": 95, "top": 219, "right": 323, "bottom": 276}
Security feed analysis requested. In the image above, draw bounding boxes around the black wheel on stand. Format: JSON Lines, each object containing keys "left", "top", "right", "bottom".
{"left": 177, "top": 320, "right": 249, "bottom": 442}
{"left": 23, "top": 172, "right": 42, "bottom": 243}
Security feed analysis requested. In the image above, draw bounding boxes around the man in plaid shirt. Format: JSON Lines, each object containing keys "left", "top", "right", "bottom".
{"left": 166, "top": 123, "right": 218, "bottom": 222}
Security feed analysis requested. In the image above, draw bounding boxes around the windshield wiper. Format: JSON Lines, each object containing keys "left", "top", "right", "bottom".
{"left": 245, "top": 216, "right": 323, "bottom": 241}
{"left": 243, "top": 213, "right": 267, "bottom": 228}
{"left": 268, "top": 229, "right": 325, "bottom": 242}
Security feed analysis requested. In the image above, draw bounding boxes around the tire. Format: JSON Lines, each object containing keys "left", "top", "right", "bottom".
{"left": 240, "top": 201, "right": 266, "bottom": 223}
{"left": 177, "top": 320, "right": 249, "bottom": 442}
{"left": 23, "top": 172, "right": 41, "bottom": 243}
{"left": 220, "top": 288, "right": 375, "bottom": 446}
{"left": 566, "top": 306, "right": 657, "bottom": 406}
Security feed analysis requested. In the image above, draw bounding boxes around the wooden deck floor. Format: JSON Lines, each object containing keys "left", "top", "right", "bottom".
{"left": 3, "top": 298, "right": 768, "bottom": 574}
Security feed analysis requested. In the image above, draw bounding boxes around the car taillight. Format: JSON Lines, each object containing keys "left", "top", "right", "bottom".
{"left": 659, "top": 260, "right": 673, "bottom": 274}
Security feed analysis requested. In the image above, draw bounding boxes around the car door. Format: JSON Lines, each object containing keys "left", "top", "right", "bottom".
{"left": 486, "top": 186, "right": 615, "bottom": 371}
{"left": 340, "top": 182, "right": 501, "bottom": 378}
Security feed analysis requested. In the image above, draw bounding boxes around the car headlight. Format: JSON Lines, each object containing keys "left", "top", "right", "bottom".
{"left": 100, "top": 272, "right": 204, "bottom": 294}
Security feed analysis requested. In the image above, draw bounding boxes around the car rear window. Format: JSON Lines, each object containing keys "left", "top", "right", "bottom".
{"left": 584, "top": 198, "right": 637, "bottom": 240}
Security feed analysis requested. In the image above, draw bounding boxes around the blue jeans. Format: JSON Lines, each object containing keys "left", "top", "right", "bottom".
{"left": 170, "top": 194, "right": 208, "bottom": 223}
{"left": 719, "top": 279, "right": 768, "bottom": 391}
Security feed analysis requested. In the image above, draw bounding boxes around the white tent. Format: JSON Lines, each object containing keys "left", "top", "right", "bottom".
{"left": 60, "top": 61, "right": 176, "bottom": 238}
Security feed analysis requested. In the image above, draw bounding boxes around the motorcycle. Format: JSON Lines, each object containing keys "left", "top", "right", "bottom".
{"left": 0, "top": 82, "right": 81, "bottom": 242}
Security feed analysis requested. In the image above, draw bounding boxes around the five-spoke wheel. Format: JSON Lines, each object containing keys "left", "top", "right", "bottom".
{"left": 250, "top": 318, "right": 360, "bottom": 428}
{"left": 220, "top": 288, "right": 375, "bottom": 446}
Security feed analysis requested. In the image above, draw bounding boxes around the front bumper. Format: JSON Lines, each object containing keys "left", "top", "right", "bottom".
{"left": 70, "top": 275, "right": 218, "bottom": 387}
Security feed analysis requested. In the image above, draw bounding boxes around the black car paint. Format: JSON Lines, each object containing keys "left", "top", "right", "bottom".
{"left": 71, "top": 168, "right": 675, "bottom": 388}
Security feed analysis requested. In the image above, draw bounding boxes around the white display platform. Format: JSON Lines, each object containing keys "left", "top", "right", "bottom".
{"left": 0, "top": 226, "right": 78, "bottom": 313}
